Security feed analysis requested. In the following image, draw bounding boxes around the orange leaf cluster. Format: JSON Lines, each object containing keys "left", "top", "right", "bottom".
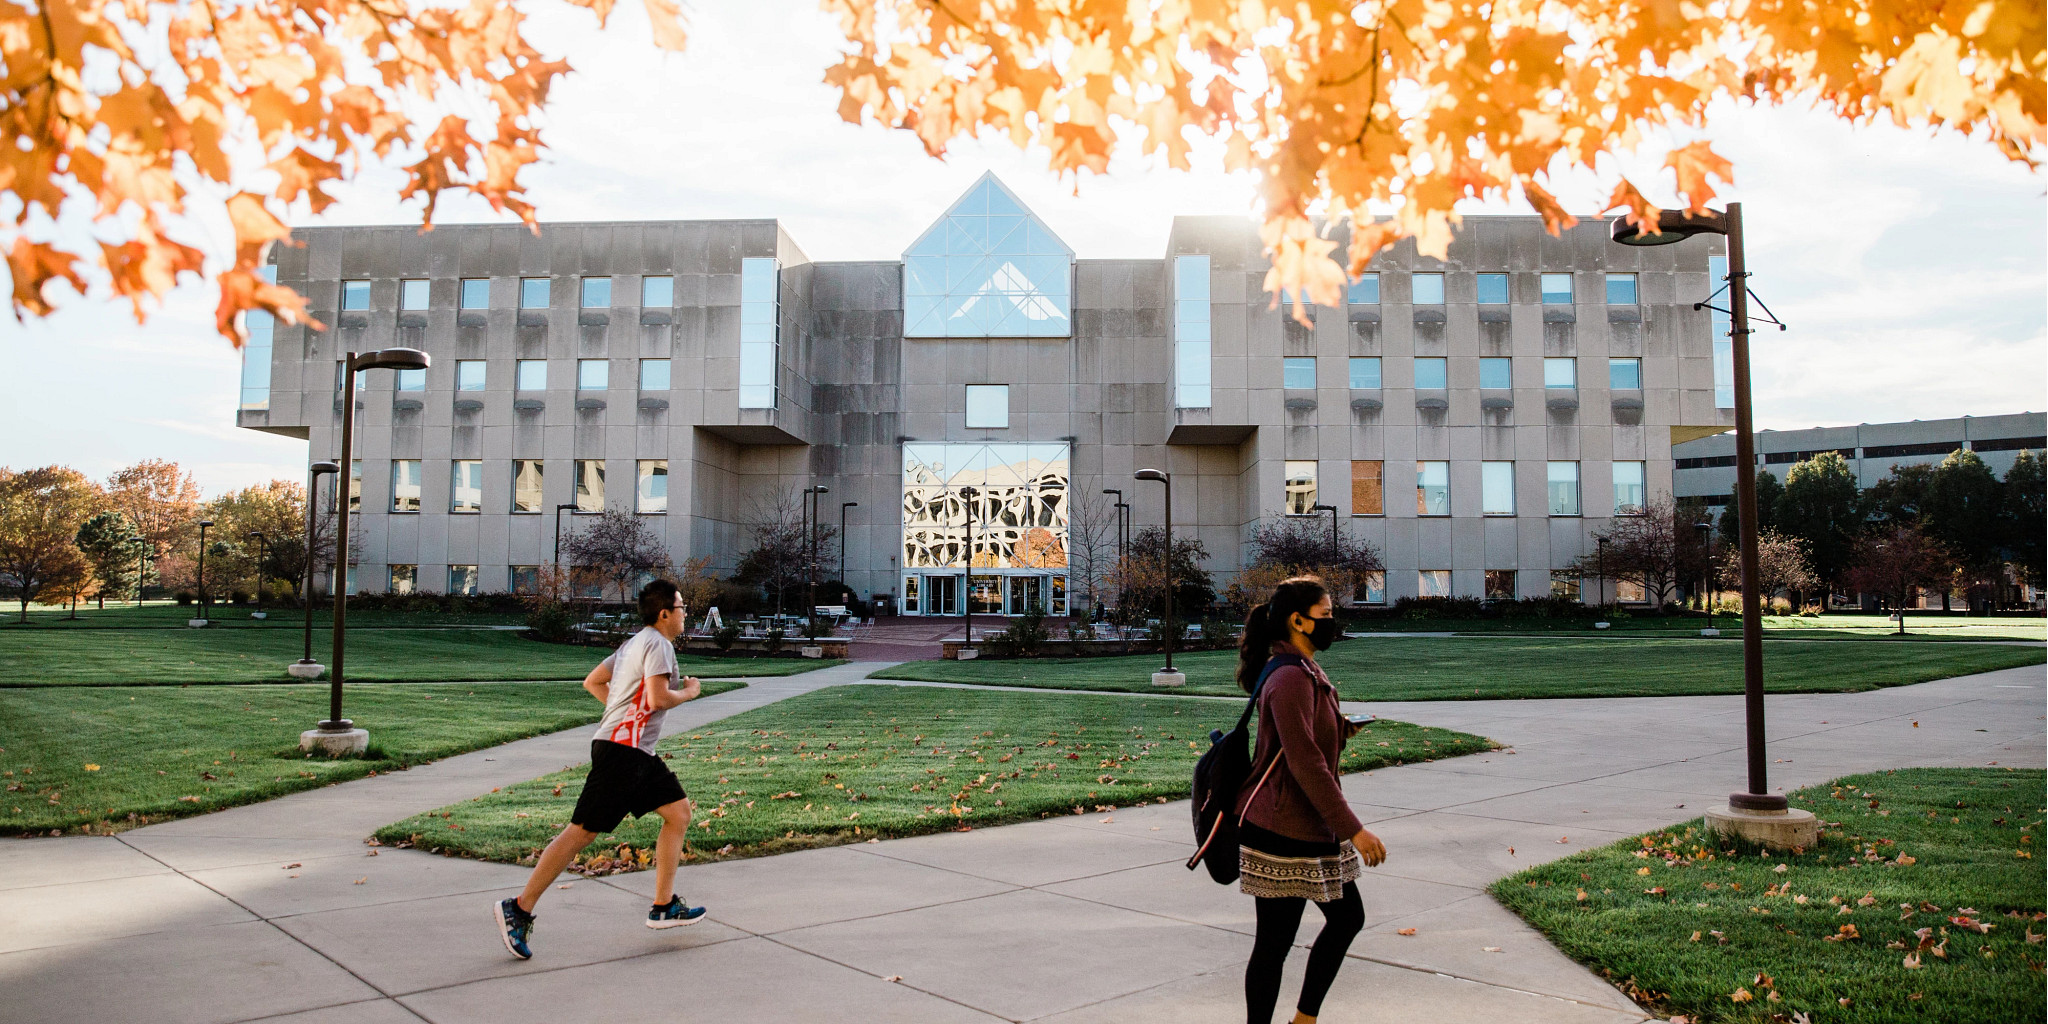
{"left": 0, "top": 0, "right": 688, "bottom": 342}
{"left": 820, "top": 0, "right": 2043, "bottom": 306}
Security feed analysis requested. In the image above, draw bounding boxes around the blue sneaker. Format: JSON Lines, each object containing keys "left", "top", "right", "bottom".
{"left": 495, "top": 897, "right": 534, "bottom": 959}
{"left": 647, "top": 895, "right": 707, "bottom": 929}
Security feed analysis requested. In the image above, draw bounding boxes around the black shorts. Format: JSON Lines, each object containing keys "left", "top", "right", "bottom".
{"left": 571, "top": 740, "right": 688, "bottom": 834}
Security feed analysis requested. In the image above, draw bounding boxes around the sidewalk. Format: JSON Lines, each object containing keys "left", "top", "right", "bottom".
{"left": 1, "top": 663, "right": 2039, "bottom": 1023}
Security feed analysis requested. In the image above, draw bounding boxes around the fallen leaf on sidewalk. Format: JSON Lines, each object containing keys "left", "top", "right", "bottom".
{"left": 353, "top": 877, "right": 366, "bottom": 885}
{"left": 1396, "top": 928, "right": 1416, "bottom": 936}
{"left": 1557, "top": 836, "right": 1569, "bottom": 844}
{"left": 282, "top": 863, "right": 301, "bottom": 869}
{"left": 1481, "top": 946, "right": 1503, "bottom": 953}
{"left": 883, "top": 975, "right": 903, "bottom": 983}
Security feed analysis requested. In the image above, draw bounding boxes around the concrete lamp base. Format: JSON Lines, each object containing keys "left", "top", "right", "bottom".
{"left": 251, "top": 611, "right": 267, "bottom": 620}
{"left": 956, "top": 648, "right": 979, "bottom": 660}
{"left": 300, "top": 728, "right": 369, "bottom": 757}
{"left": 1705, "top": 803, "right": 1820, "bottom": 850}
{"left": 186, "top": 618, "right": 209, "bottom": 628}
{"left": 800, "top": 645, "right": 824, "bottom": 659}
{"left": 285, "top": 661, "right": 325, "bottom": 680}
{"left": 1151, "top": 670, "right": 1186, "bottom": 688}
{"left": 1593, "top": 621, "right": 1610, "bottom": 630}
{"left": 1699, "top": 627, "right": 1722, "bottom": 637}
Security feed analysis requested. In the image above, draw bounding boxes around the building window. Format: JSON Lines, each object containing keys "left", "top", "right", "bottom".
{"left": 902, "top": 175, "right": 1072, "bottom": 338}
{"left": 1358, "top": 570, "right": 1386, "bottom": 605}
{"left": 577, "top": 359, "right": 608, "bottom": 391}
{"left": 642, "top": 276, "right": 674, "bottom": 307}
{"left": 400, "top": 279, "right": 429, "bottom": 310}
{"left": 1605, "top": 273, "right": 1638, "bottom": 305}
{"left": 1540, "top": 273, "right": 1573, "bottom": 304}
{"left": 348, "top": 460, "right": 361, "bottom": 512}
{"left": 1544, "top": 357, "right": 1577, "bottom": 389}
{"left": 451, "top": 461, "right": 483, "bottom": 513}
{"left": 510, "top": 565, "right": 540, "bottom": 595}
{"left": 335, "top": 360, "right": 365, "bottom": 393}
{"left": 1614, "top": 461, "right": 1647, "bottom": 515}
{"left": 395, "top": 368, "right": 425, "bottom": 392}
{"left": 1616, "top": 579, "right": 1648, "bottom": 604}
{"left": 460, "top": 278, "right": 490, "bottom": 309}
{"left": 1550, "top": 571, "right": 1581, "bottom": 601}
{"left": 636, "top": 460, "right": 668, "bottom": 514}
{"left": 1351, "top": 460, "right": 1384, "bottom": 516}
{"left": 1482, "top": 461, "right": 1515, "bottom": 516}
{"left": 739, "top": 257, "right": 779, "bottom": 408}
{"left": 520, "top": 277, "right": 549, "bottom": 308}
{"left": 574, "top": 459, "right": 605, "bottom": 512}
{"left": 341, "top": 279, "right": 370, "bottom": 311}
{"left": 1418, "top": 570, "right": 1451, "bottom": 598}
{"left": 965, "top": 385, "right": 1009, "bottom": 428}
{"left": 1609, "top": 357, "right": 1642, "bottom": 390}
{"left": 1411, "top": 272, "right": 1445, "bottom": 304}
{"left": 1710, "top": 255, "right": 1734, "bottom": 409}
{"left": 1479, "top": 357, "right": 1512, "bottom": 389}
{"left": 901, "top": 442, "right": 1069, "bottom": 571}
{"left": 1416, "top": 461, "right": 1449, "bottom": 516}
{"left": 237, "top": 267, "right": 277, "bottom": 411}
{"left": 516, "top": 359, "right": 546, "bottom": 391}
{"left": 448, "top": 565, "right": 479, "bottom": 596}
{"left": 1348, "top": 274, "right": 1380, "bottom": 304}
{"left": 640, "top": 359, "right": 670, "bottom": 391}
{"left": 1285, "top": 461, "right": 1317, "bottom": 515}
{"left": 512, "top": 460, "right": 543, "bottom": 513}
{"left": 455, "top": 360, "right": 486, "bottom": 391}
{"left": 1283, "top": 357, "right": 1316, "bottom": 390}
{"left": 1485, "top": 569, "right": 1517, "bottom": 601}
{"left": 1174, "top": 254, "right": 1211, "bottom": 408}
{"left": 390, "top": 460, "right": 421, "bottom": 512}
{"left": 389, "top": 564, "right": 416, "bottom": 595}
{"left": 1476, "top": 273, "right": 1509, "bottom": 304}
{"left": 1547, "top": 461, "right": 1581, "bottom": 516}
{"left": 1414, "top": 357, "right": 1447, "bottom": 390}
{"left": 1348, "top": 357, "right": 1381, "bottom": 390}
{"left": 581, "top": 277, "right": 611, "bottom": 308}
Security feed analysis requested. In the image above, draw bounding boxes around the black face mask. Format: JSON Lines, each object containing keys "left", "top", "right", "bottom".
{"left": 1297, "top": 615, "right": 1341, "bottom": 651}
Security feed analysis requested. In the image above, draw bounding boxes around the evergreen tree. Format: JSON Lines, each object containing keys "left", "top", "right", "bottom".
{"left": 1862, "top": 462, "right": 1935, "bottom": 528}
{"left": 75, "top": 511, "right": 145, "bottom": 608}
{"left": 1925, "top": 450, "right": 2003, "bottom": 610}
{"left": 1772, "top": 452, "right": 1862, "bottom": 589}
{"left": 2001, "top": 450, "right": 2045, "bottom": 590}
{"left": 1716, "top": 468, "right": 1782, "bottom": 547}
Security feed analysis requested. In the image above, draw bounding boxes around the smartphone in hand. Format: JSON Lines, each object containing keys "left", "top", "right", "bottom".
{"left": 1344, "top": 713, "right": 1376, "bottom": 726}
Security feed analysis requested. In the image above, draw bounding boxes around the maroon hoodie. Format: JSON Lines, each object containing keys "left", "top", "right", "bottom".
{"left": 1233, "top": 651, "right": 1364, "bottom": 845}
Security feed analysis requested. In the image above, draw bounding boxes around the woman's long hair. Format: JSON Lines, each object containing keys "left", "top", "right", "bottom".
{"left": 1236, "top": 576, "right": 1329, "bottom": 693}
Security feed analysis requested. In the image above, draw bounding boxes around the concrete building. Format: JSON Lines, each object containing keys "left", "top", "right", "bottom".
{"left": 1673, "top": 413, "right": 2046, "bottom": 509}
{"left": 237, "top": 174, "right": 1735, "bottom": 613}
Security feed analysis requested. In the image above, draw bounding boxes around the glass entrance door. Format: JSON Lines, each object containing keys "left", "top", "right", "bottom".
{"left": 1006, "top": 576, "right": 1043, "bottom": 615}
{"left": 968, "top": 575, "right": 1004, "bottom": 615}
{"left": 922, "top": 574, "right": 960, "bottom": 615}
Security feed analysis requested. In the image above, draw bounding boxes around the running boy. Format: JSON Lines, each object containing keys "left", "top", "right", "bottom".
{"left": 495, "top": 579, "right": 706, "bottom": 959}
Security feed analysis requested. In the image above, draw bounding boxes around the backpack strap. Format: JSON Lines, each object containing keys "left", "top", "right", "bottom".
{"left": 1234, "top": 651, "right": 1306, "bottom": 732}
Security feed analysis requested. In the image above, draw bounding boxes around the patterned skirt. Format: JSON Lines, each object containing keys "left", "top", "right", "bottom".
{"left": 1238, "top": 822, "right": 1362, "bottom": 903}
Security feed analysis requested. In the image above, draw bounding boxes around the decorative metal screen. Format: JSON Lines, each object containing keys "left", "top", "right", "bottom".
{"left": 902, "top": 443, "right": 1069, "bottom": 570}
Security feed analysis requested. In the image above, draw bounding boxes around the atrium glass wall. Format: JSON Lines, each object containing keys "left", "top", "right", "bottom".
{"left": 238, "top": 267, "right": 277, "bottom": 410}
{"left": 1174, "top": 255, "right": 1211, "bottom": 408}
{"left": 901, "top": 443, "right": 1069, "bottom": 615}
{"left": 902, "top": 175, "right": 1073, "bottom": 338}
{"left": 738, "top": 257, "right": 779, "bottom": 408}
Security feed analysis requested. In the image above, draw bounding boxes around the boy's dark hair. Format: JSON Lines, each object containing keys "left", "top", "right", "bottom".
{"left": 638, "top": 579, "right": 681, "bottom": 625}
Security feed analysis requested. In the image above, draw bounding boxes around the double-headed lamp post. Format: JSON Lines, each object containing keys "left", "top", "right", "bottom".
{"left": 1134, "top": 469, "right": 1182, "bottom": 687}
{"left": 290, "top": 462, "right": 340, "bottom": 680}
{"left": 307, "top": 348, "right": 429, "bottom": 756}
{"left": 1612, "top": 204, "right": 1812, "bottom": 846}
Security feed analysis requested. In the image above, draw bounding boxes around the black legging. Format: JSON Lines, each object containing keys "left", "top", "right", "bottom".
{"left": 1245, "top": 882, "right": 1365, "bottom": 1023}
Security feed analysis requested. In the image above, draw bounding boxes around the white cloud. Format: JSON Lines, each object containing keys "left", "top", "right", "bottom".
{"left": 0, "top": 2, "right": 2040, "bottom": 495}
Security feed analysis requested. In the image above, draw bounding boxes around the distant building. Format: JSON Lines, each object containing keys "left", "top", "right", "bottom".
{"left": 1673, "top": 413, "right": 2046, "bottom": 510}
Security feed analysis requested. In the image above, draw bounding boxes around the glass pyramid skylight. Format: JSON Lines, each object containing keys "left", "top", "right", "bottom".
{"left": 903, "top": 174, "right": 1073, "bottom": 338}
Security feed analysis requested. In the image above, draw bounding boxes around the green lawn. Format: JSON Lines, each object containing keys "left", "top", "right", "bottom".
{"left": 375, "top": 684, "right": 1495, "bottom": 869}
{"left": 869, "top": 637, "right": 2046, "bottom": 700}
{"left": 0, "top": 628, "right": 842, "bottom": 686}
{"left": 1492, "top": 768, "right": 2046, "bottom": 1024}
{"left": 5, "top": 601, "right": 527, "bottom": 629}
{"left": 0, "top": 679, "right": 744, "bottom": 835}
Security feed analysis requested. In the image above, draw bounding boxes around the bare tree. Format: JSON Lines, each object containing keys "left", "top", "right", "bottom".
{"left": 731, "top": 488, "right": 838, "bottom": 614}
{"left": 562, "top": 507, "right": 674, "bottom": 603}
{"left": 1065, "top": 490, "right": 1116, "bottom": 616}
{"left": 1570, "top": 499, "right": 1690, "bottom": 608}
{"left": 1714, "top": 529, "right": 1820, "bottom": 603}
{"left": 1241, "top": 511, "right": 1385, "bottom": 608}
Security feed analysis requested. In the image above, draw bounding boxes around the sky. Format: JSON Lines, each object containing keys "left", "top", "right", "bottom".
{"left": 1, "top": 1, "right": 2042, "bottom": 499}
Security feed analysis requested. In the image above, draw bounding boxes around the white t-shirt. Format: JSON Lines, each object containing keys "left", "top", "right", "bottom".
{"left": 591, "top": 627, "right": 680, "bottom": 754}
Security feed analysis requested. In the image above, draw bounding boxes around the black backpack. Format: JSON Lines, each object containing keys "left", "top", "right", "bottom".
{"left": 1185, "top": 653, "right": 1301, "bottom": 883}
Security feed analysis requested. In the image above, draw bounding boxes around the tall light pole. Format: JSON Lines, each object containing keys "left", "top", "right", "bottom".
{"left": 128, "top": 535, "right": 147, "bottom": 610}
{"left": 1612, "top": 205, "right": 1809, "bottom": 844}
{"left": 840, "top": 501, "right": 858, "bottom": 597}
{"left": 310, "top": 347, "right": 429, "bottom": 756}
{"left": 246, "top": 531, "right": 268, "bottom": 615}
{"left": 1134, "top": 469, "right": 1181, "bottom": 686}
{"left": 959, "top": 486, "right": 978, "bottom": 651}
{"left": 194, "top": 519, "right": 215, "bottom": 624}
{"left": 291, "top": 462, "right": 340, "bottom": 680}
{"left": 1102, "top": 488, "right": 1126, "bottom": 620}
{"left": 1695, "top": 521, "right": 1716, "bottom": 636}
{"left": 1597, "top": 536, "right": 1610, "bottom": 610}
{"left": 803, "top": 485, "right": 829, "bottom": 634}
{"left": 1311, "top": 503, "right": 1340, "bottom": 565}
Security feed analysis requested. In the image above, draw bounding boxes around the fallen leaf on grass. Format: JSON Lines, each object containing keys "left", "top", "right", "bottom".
{"left": 82, "top": 764, "right": 99, "bottom": 772}
{"left": 1902, "top": 953, "right": 1922, "bottom": 969}
{"left": 1729, "top": 987, "right": 1753, "bottom": 1003}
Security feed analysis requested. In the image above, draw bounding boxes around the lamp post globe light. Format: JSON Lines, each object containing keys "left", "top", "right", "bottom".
{"left": 189, "top": 519, "right": 215, "bottom": 627}
{"left": 305, "top": 348, "right": 428, "bottom": 756}
{"left": 1134, "top": 469, "right": 1182, "bottom": 687}
{"left": 1610, "top": 204, "right": 1814, "bottom": 847}
{"left": 246, "top": 531, "right": 268, "bottom": 618}
{"left": 289, "top": 462, "right": 340, "bottom": 680}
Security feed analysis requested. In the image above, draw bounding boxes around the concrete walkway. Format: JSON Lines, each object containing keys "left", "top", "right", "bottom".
{"left": 1, "top": 663, "right": 2040, "bottom": 1024}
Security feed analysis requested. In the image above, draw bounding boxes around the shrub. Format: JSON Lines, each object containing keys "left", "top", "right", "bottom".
{"left": 762, "top": 627, "right": 785, "bottom": 656}
{"left": 526, "top": 601, "right": 576, "bottom": 643}
{"left": 713, "top": 624, "right": 740, "bottom": 652}
{"left": 174, "top": 590, "right": 194, "bottom": 606}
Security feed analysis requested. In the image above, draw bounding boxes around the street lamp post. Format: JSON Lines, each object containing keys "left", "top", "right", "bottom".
{"left": 1311, "top": 503, "right": 1340, "bottom": 565}
{"left": 1612, "top": 205, "right": 1811, "bottom": 845}
{"left": 129, "top": 536, "right": 147, "bottom": 610}
{"left": 803, "top": 485, "right": 829, "bottom": 637}
{"left": 1134, "top": 469, "right": 1182, "bottom": 687}
{"left": 308, "top": 348, "right": 429, "bottom": 756}
{"left": 840, "top": 501, "right": 858, "bottom": 593}
{"left": 290, "top": 462, "right": 340, "bottom": 679}
{"left": 958, "top": 486, "right": 978, "bottom": 654}
{"left": 192, "top": 519, "right": 215, "bottom": 626}
{"left": 1102, "top": 488, "right": 1127, "bottom": 623}
{"left": 1596, "top": 537, "right": 1610, "bottom": 612}
{"left": 1695, "top": 522, "right": 1717, "bottom": 636}
{"left": 246, "top": 532, "right": 268, "bottom": 617}
{"left": 553, "top": 503, "right": 579, "bottom": 573}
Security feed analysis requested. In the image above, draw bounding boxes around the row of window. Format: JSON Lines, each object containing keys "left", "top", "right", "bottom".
{"left": 1674, "top": 438, "right": 2045, "bottom": 470}
{"left": 342, "top": 359, "right": 672, "bottom": 394}
{"left": 1290, "top": 357, "right": 1641, "bottom": 391}
{"left": 1286, "top": 460, "right": 1648, "bottom": 518}
{"left": 353, "top": 459, "right": 669, "bottom": 515}
{"left": 342, "top": 275, "right": 684, "bottom": 312}
{"left": 1345, "top": 272, "right": 1638, "bottom": 306}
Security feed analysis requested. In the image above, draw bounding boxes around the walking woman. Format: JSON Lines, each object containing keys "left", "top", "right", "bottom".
{"left": 1234, "top": 576, "right": 1387, "bottom": 1024}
